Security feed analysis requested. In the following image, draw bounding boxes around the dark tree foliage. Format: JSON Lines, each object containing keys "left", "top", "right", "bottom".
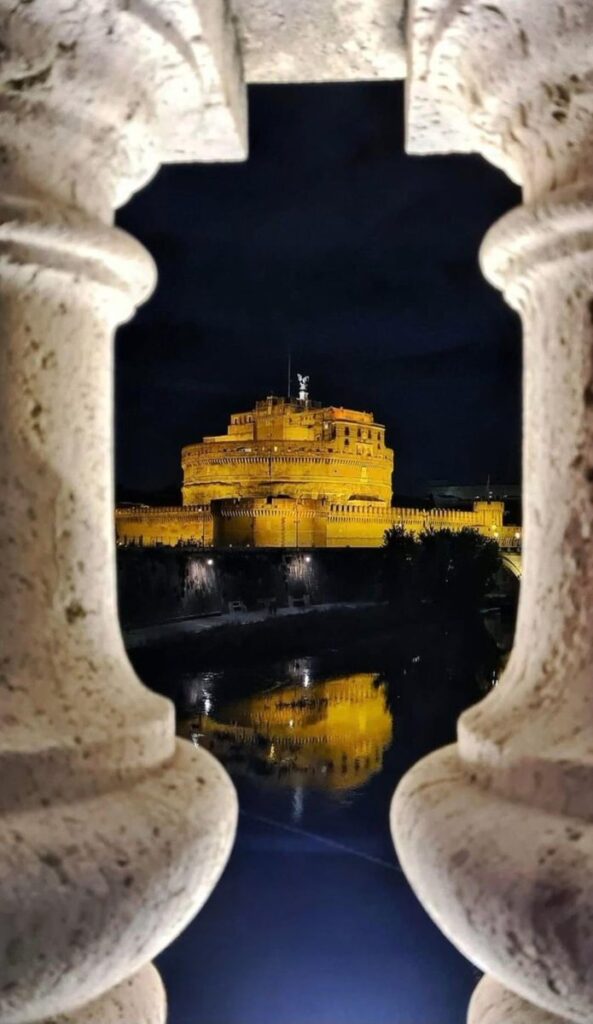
{"left": 382, "top": 527, "right": 501, "bottom": 614}
{"left": 381, "top": 526, "right": 420, "bottom": 606}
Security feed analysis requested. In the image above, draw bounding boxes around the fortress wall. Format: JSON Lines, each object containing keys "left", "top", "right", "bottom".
{"left": 116, "top": 506, "right": 214, "bottom": 547}
{"left": 325, "top": 503, "right": 393, "bottom": 547}
{"left": 391, "top": 501, "right": 507, "bottom": 538}
{"left": 127, "top": 395, "right": 519, "bottom": 553}
{"left": 213, "top": 499, "right": 319, "bottom": 548}
{"left": 116, "top": 499, "right": 519, "bottom": 550}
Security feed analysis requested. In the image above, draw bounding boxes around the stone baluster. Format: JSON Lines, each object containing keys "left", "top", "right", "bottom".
{"left": 393, "top": 3, "right": 593, "bottom": 1023}
{"left": 232, "top": 0, "right": 406, "bottom": 83}
{"left": 0, "top": 2, "right": 245, "bottom": 1022}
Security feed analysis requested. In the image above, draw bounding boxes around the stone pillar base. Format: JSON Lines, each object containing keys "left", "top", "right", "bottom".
{"left": 392, "top": 744, "right": 593, "bottom": 1022}
{"left": 469, "top": 976, "right": 573, "bottom": 1024}
{"left": 45, "top": 964, "right": 165, "bottom": 1024}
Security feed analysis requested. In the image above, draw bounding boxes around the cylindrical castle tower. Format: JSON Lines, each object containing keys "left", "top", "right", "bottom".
{"left": 181, "top": 394, "right": 394, "bottom": 506}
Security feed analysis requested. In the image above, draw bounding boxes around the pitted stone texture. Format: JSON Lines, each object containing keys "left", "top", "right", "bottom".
{"left": 0, "top": 6, "right": 243, "bottom": 1021}
{"left": 392, "top": 746, "right": 593, "bottom": 1023}
{"left": 1, "top": 744, "right": 236, "bottom": 1023}
{"left": 0, "top": 0, "right": 246, "bottom": 221}
{"left": 393, "top": 188, "right": 593, "bottom": 1019}
{"left": 0, "top": 208, "right": 170, "bottom": 816}
{"left": 458, "top": 186, "right": 593, "bottom": 823}
{"left": 234, "top": 0, "right": 406, "bottom": 81}
{"left": 469, "top": 976, "right": 572, "bottom": 1024}
{"left": 393, "top": 8, "right": 593, "bottom": 1024}
{"left": 46, "top": 964, "right": 166, "bottom": 1024}
{"left": 0, "top": 206, "right": 239, "bottom": 1020}
{"left": 406, "top": 1, "right": 593, "bottom": 199}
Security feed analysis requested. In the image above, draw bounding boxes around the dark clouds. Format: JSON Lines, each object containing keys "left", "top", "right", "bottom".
{"left": 116, "top": 82, "right": 521, "bottom": 497}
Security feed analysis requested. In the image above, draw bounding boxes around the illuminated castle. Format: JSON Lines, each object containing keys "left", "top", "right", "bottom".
{"left": 116, "top": 381, "right": 520, "bottom": 548}
{"left": 182, "top": 671, "right": 393, "bottom": 793}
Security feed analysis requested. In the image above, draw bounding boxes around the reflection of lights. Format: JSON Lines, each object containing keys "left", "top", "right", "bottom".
{"left": 189, "top": 726, "right": 203, "bottom": 748}
{"left": 203, "top": 696, "right": 212, "bottom": 715}
{"left": 292, "top": 785, "right": 304, "bottom": 823}
{"left": 303, "top": 669, "right": 311, "bottom": 688}
{"left": 200, "top": 671, "right": 391, "bottom": 794}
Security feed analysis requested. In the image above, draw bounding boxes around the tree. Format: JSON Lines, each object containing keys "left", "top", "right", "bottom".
{"left": 382, "top": 526, "right": 420, "bottom": 607}
{"left": 417, "top": 528, "right": 501, "bottom": 610}
{"left": 382, "top": 526, "right": 502, "bottom": 614}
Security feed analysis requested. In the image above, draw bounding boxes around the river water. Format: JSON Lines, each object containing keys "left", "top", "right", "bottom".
{"left": 130, "top": 616, "right": 504, "bottom": 1024}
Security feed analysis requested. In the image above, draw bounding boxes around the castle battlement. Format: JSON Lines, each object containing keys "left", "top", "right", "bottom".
{"left": 181, "top": 392, "right": 393, "bottom": 507}
{"left": 116, "top": 391, "right": 520, "bottom": 550}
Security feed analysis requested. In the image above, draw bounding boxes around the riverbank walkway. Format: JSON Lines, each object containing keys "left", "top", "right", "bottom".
{"left": 124, "top": 600, "right": 380, "bottom": 649}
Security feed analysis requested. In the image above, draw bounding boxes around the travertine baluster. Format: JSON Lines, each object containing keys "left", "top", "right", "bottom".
{"left": 0, "top": 1, "right": 244, "bottom": 1021}
{"left": 468, "top": 976, "right": 570, "bottom": 1024}
{"left": 393, "top": 3, "right": 593, "bottom": 1022}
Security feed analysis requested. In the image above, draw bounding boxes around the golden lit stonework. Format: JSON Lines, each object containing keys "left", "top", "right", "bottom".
{"left": 116, "top": 390, "right": 520, "bottom": 548}
{"left": 182, "top": 395, "right": 393, "bottom": 505}
{"left": 182, "top": 671, "right": 393, "bottom": 793}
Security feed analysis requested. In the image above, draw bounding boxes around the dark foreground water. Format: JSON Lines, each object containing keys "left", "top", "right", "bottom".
{"left": 130, "top": 615, "right": 504, "bottom": 1024}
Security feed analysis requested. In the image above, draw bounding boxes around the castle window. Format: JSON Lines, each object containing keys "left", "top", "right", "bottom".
{"left": 345, "top": 426, "right": 350, "bottom": 436}
{"left": 344, "top": 438, "right": 349, "bottom": 447}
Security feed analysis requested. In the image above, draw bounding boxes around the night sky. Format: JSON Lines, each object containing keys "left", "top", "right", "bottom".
{"left": 115, "top": 82, "right": 522, "bottom": 500}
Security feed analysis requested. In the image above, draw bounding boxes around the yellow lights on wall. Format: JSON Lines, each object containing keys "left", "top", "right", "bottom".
{"left": 115, "top": 394, "right": 521, "bottom": 550}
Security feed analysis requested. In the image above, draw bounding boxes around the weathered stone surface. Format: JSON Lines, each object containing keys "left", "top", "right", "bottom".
{"left": 0, "top": 3, "right": 242, "bottom": 1021}
{"left": 47, "top": 964, "right": 166, "bottom": 1024}
{"left": 469, "top": 976, "right": 572, "bottom": 1024}
{"left": 234, "top": 0, "right": 406, "bottom": 82}
{"left": 393, "top": 745, "right": 593, "bottom": 1022}
{"left": 406, "top": 1, "right": 593, "bottom": 199}
{"left": 393, "top": 3, "right": 593, "bottom": 1023}
{"left": 2, "top": 741, "right": 236, "bottom": 1021}
{"left": 0, "top": 0, "right": 247, "bottom": 223}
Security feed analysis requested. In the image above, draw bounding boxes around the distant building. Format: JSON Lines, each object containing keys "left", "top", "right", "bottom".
{"left": 116, "top": 388, "right": 521, "bottom": 549}
{"left": 428, "top": 482, "right": 521, "bottom": 507}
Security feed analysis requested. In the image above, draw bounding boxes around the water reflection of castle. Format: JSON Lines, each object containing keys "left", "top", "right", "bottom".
{"left": 182, "top": 670, "right": 393, "bottom": 793}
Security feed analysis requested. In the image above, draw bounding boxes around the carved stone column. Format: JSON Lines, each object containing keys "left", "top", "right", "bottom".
{"left": 0, "top": 3, "right": 245, "bottom": 1022}
{"left": 469, "top": 976, "right": 567, "bottom": 1024}
{"left": 393, "top": 3, "right": 593, "bottom": 1023}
